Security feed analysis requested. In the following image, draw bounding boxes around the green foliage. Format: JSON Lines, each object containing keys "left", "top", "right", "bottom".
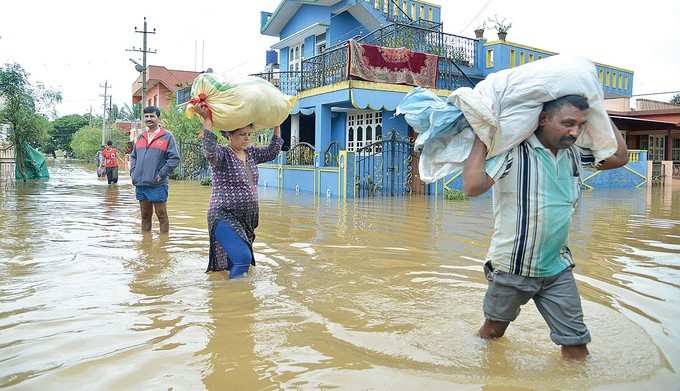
{"left": 160, "top": 96, "right": 202, "bottom": 144}
{"left": 488, "top": 15, "right": 512, "bottom": 33}
{"left": 119, "top": 103, "right": 141, "bottom": 121}
{"left": 671, "top": 94, "right": 680, "bottom": 105}
{"left": 70, "top": 126, "right": 128, "bottom": 161}
{"left": 200, "top": 177, "right": 212, "bottom": 186}
{"left": 50, "top": 114, "right": 89, "bottom": 152}
{"left": 0, "top": 63, "right": 61, "bottom": 176}
{"left": 444, "top": 188, "right": 468, "bottom": 201}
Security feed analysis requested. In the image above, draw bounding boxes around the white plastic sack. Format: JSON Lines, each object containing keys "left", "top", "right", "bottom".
{"left": 402, "top": 55, "right": 618, "bottom": 182}
{"left": 186, "top": 73, "right": 297, "bottom": 132}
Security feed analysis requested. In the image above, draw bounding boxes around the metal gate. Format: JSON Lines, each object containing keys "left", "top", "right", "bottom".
{"left": 177, "top": 141, "right": 209, "bottom": 180}
{"left": 355, "top": 131, "right": 413, "bottom": 197}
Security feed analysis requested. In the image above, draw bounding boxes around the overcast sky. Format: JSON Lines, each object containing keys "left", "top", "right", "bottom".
{"left": 1, "top": 0, "right": 678, "bottom": 116}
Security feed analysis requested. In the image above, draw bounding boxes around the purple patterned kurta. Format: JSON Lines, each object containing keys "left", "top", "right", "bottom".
{"left": 202, "top": 130, "right": 283, "bottom": 272}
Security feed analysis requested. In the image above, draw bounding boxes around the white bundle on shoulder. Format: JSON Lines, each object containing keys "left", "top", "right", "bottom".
{"left": 399, "top": 55, "right": 618, "bottom": 182}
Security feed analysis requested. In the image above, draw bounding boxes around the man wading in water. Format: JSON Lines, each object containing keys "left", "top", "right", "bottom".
{"left": 463, "top": 95, "right": 628, "bottom": 360}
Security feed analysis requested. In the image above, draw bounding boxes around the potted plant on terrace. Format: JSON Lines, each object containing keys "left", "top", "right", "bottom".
{"left": 488, "top": 15, "right": 512, "bottom": 41}
{"left": 474, "top": 21, "right": 485, "bottom": 39}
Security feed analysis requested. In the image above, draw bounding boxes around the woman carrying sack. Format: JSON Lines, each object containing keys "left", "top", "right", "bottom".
{"left": 193, "top": 103, "right": 283, "bottom": 279}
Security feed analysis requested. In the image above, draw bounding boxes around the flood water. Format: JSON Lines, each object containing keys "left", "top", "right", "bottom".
{"left": 1, "top": 160, "right": 679, "bottom": 390}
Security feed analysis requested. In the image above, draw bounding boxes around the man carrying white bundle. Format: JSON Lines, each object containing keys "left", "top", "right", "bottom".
{"left": 463, "top": 95, "right": 628, "bottom": 360}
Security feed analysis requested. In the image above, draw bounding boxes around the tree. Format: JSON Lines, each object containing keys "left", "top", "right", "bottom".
{"left": 50, "top": 114, "right": 89, "bottom": 152}
{"left": 119, "top": 103, "right": 140, "bottom": 121}
{"left": 160, "top": 96, "right": 203, "bottom": 143}
{"left": 70, "top": 125, "right": 128, "bottom": 161}
{"left": 671, "top": 94, "right": 680, "bottom": 105}
{"left": 0, "top": 63, "right": 61, "bottom": 174}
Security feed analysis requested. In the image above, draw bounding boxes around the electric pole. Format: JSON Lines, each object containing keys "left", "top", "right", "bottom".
{"left": 126, "top": 17, "right": 156, "bottom": 120}
{"left": 100, "top": 81, "right": 110, "bottom": 145}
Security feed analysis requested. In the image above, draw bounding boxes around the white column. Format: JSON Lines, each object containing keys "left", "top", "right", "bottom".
{"left": 291, "top": 114, "right": 300, "bottom": 146}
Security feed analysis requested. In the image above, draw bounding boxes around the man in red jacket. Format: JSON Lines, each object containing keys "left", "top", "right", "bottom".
{"left": 102, "top": 140, "right": 119, "bottom": 185}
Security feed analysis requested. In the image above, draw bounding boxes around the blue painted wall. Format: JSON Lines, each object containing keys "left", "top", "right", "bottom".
{"left": 382, "top": 110, "right": 409, "bottom": 139}
{"left": 319, "top": 171, "right": 340, "bottom": 197}
{"left": 258, "top": 166, "right": 280, "bottom": 188}
{"left": 279, "top": 46, "right": 289, "bottom": 72}
{"left": 281, "top": 5, "right": 330, "bottom": 39}
{"left": 583, "top": 161, "right": 648, "bottom": 188}
{"left": 479, "top": 41, "right": 634, "bottom": 97}
{"left": 328, "top": 11, "right": 368, "bottom": 46}
{"left": 331, "top": 112, "right": 347, "bottom": 148}
{"left": 304, "top": 35, "right": 316, "bottom": 59}
{"left": 442, "top": 160, "right": 649, "bottom": 192}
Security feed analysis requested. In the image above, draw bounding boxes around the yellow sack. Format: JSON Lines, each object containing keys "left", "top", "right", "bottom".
{"left": 185, "top": 73, "right": 297, "bottom": 132}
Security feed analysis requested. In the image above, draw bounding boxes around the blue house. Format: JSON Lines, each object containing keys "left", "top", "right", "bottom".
{"left": 181, "top": 0, "right": 643, "bottom": 197}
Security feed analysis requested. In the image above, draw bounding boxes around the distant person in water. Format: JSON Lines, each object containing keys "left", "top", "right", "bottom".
{"left": 102, "top": 141, "right": 119, "bottom": 184}
{"left": 193, "top": 103, "right": 283, "bottom": 279}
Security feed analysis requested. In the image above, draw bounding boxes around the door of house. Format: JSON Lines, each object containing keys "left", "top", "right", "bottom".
{"left": 648, "top": 135, "right": 665, "bottom": 162}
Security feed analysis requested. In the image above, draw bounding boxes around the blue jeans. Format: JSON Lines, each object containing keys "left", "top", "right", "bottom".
{"left": 214, "top": 220, "right": 252, "bottom": 279}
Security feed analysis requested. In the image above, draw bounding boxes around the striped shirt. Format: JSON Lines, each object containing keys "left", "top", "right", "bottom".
{"left": 484, "top": 134, "right": 595, "bottom": 277}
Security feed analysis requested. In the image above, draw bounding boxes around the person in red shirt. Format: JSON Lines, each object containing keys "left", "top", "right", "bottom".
{"left": 102, "top": 140, "right": 119, "bottom": 184}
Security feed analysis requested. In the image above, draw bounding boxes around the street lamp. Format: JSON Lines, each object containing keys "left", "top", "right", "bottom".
{"left": 129, "top": 58, "right": 145, "bottom": 73}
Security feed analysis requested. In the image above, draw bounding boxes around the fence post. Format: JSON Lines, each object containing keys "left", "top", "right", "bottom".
{"left": 662, "top": 161, "right": 673, "bottom": 187}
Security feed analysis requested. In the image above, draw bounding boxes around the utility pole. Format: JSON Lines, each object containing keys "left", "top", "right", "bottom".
{"left": 126, "top": 17, "right": 156, "bottom": 120}
{"left": 100, "top": 81, "right": 110, "bottom": 145}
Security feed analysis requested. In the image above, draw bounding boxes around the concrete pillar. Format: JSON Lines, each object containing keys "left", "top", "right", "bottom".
{"left": 291, "top": 114, "right": 300, "bottom": 146}
{"left": 314, "top": 104, "right": 332, "bottom": 168}
{"left": 661, "top": 160, "right": 673, "bottom": 187}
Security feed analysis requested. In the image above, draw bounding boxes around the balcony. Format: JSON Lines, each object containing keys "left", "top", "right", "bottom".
{"left": 251, "top": 22, "right": 479, "bottom": 97}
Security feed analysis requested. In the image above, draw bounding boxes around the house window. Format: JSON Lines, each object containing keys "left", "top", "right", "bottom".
{"left": 618, "top": 74, "right": 623, "bottom": 89}
{"left": 519, "top": 51, "right": 525, "bottom": 65}
{"left": 153, "top": 95, "right": 158, "bottom": 106}
{"left": 648, "top": 135, "right": 665, "bottom": 161}
{"left": 486, "top": 48, "right": 494, "bottom": 68}
{"left": 289, "top": 43, "right": 304, "bottom": 72}
{"left": 509, "top": 49, "right": 516, "bottom": 67}
{"left": 529, "top": 53, "right": 534, "bottom": 62}
{"left": 672, "top": 138, "right": 680, "bottom": 161}
{"left": 599, "top": 70, "right": 604, "bottom": 84}
{"left": 347, "top": 110, "right": 383, "bottom": 152}
{"left": 420, "top": 5, "right": 425, "bottom": 19}
{"left": 624, "top": 76, "right": 629, "bottom": 90}
{"left": 428, "top": 7, "right": 433, "bottom": 21}
{"left": 605, "top": 71, "right": 610, "bottom": 87}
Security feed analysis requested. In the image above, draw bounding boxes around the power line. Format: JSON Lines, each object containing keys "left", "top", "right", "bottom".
{"left": 459, "top": 0, "right": 494, "bottom": 35}
{"left": 126, "top": 17, "right": 156, "bottom": 119}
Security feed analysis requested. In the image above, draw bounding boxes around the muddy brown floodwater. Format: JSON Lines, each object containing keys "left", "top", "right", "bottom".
{"left": 1, "top": 160, "right": 679, "bottom": 390}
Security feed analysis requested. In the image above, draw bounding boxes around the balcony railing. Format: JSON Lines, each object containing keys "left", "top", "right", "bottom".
{"left": 252, "top": 22, "right": 478, "bottom": 95}
{"left": 250, "top": 71, "right": 302, "bottom": 96}
{"left": 360, "top": 22, "right": 476, "bottom": 67}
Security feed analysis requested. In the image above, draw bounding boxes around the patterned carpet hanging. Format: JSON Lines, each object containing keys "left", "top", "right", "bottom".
{"left": 348, "top": 39, "right": 439, "bottom": 88}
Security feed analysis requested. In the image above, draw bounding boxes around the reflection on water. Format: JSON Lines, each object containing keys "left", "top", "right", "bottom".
{"left": 1, "top": 160, "right": 679, "bottom": 389}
